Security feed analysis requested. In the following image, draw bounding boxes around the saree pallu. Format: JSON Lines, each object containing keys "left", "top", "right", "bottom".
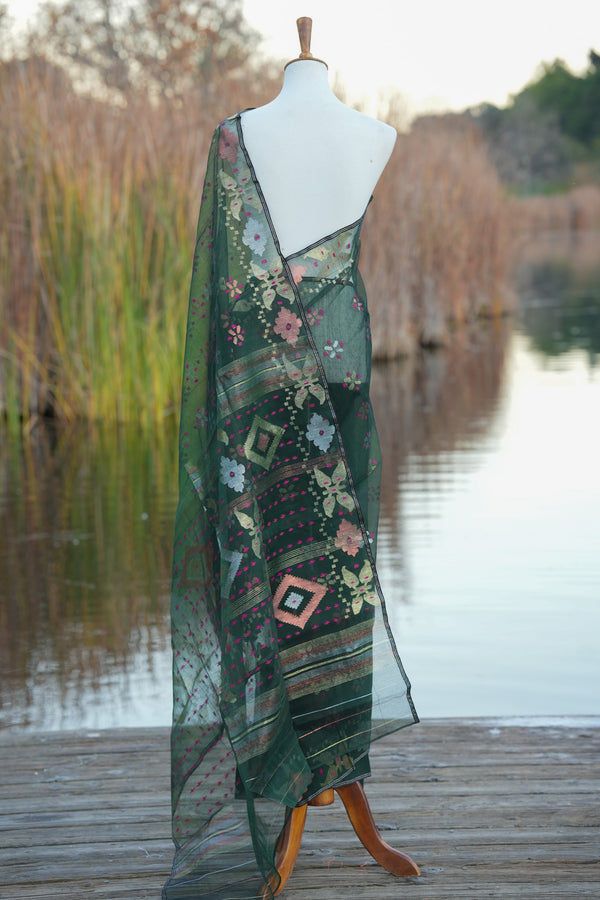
{"left": 163, "top": 113, "right": 418, "bottom": 900}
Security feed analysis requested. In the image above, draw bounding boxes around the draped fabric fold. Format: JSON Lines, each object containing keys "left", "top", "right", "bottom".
{"left": 163, "top": 113, "right": 418, "bottom": 900}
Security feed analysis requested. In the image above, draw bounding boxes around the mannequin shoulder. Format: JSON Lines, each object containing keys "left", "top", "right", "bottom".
{"left": 347, "top": 109, "right": 397, "bottom": 153}
{"left": 334, "top": 107, "right": 397, "bottom": 169}
{"left": 239, "top": 101, "right": 396, "bottom": 173}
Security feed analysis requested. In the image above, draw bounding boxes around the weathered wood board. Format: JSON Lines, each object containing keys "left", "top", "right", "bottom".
{"left": 1, "top": 719, "right": 598, "bottom": 898}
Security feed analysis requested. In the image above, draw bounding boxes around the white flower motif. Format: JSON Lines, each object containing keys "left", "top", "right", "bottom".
{"left": 220, "top": 457, "right": 246, "bottom": 492}
{"left": 324, "top": 339, "right": 344, "bottom": 359}
{"left": 306, "top": 413, "right": 335, "bottom": 452}
{"left": 242, "top": 218, "right": 268, "bottom": 255}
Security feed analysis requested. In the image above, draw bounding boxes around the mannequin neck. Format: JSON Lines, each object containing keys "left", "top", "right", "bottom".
{"left": 277, "top": 59, "right": 336, "bottom": 104}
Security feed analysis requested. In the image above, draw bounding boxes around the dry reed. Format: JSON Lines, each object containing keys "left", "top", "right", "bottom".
{"left": 511, "top": 184, "right": 600, "bottom": 234}
{"left": 0, "top": 58, "right": 514, "bottom": 426}
{"left": 363, "top": 115, "right": 515, "bottom": 356}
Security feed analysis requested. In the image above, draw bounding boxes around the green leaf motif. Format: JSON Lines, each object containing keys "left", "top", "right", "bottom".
{"left": 250, "top": 262, "right": 291, "bottom": 310}
{"left": 284, "top": 355, "right": 326, "bottom": 409}
{"left": 341, "top": 560, "right": 379, "bottom": 615}
{"left": 234, "top": 510, "right": 253, "bottom": 530}
{"left": 234, "top": 506, "right": 262, "bottom": 558}
{"left": 305, "top": 246, "right": 330, "bottom": 261}
{"left": 313, "top": 461, "right": 354, "bottom": 517}
{"left": 219, "top": 169, "right": 244, "bottom": 221}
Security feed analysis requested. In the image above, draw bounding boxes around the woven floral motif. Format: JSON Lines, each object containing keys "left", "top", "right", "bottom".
{"left": 165, "top": 113, "right": 417, "bottom": 900}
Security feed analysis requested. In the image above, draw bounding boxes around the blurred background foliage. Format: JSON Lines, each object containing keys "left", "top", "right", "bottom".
{"left": 0, "top": 0, "right": 599, "bottom": 430}
{"left": 470, "top": 52, "right": 600, "bottom": 192}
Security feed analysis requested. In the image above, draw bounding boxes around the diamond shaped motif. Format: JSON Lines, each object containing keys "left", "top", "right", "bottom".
{"left": 179, "top": 542, "right": 213, "bottom": 589}
{"left": 257, "top": 431, "right": 271, "bottom": 452}
{"left": 284, "top": 591, "right": 304, "bottom": 610}
{"left": 272, "top": 575, "right": 327, "bottom": 629}
{"left": 244, "top": 416, "right": 285, "bottom": 470}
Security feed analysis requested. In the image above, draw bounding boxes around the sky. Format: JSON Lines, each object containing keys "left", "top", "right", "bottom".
{"left": 4, "top": 0, "right": 597, "bottom": 116}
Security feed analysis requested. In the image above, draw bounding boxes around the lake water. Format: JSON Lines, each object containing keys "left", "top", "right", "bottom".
{"left": 1, "top": 233, "right": 599, "bottom": 730}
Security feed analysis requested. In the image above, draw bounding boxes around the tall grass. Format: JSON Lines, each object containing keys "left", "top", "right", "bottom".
{"left": 0, "top": 58, "right": 514, "bottom": 427}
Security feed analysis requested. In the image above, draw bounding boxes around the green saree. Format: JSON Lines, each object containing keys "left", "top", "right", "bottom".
{"left": 164, "top": 113, "right": 418, "bottom": 899}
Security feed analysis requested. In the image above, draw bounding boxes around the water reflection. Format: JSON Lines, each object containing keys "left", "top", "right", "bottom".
{"left": 0, "top": 323, "right": 512, "bottom": 730}
{"left": 1, "top": 232, "right": 599, "bottom": 729}
{"left": 516, "top": 230, "right": 600, "bottom": 361}
{"left": 372, "top": 318, "right": 510, "bottom": 571}
{"left": 390, "top": 334, "right": 600, "bottom": 717}
{"left": 0, "top": 424, "right": 177, "bottom": 729}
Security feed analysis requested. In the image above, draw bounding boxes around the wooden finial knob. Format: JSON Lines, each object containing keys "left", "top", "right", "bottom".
{"left": 297, "top": 17, "right": 313, "bottom": 59}
{"left": 284, "top": 15, "right": 328, "bottom": 69}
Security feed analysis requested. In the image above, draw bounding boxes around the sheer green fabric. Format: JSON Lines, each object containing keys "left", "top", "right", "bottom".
{"left": 163, "top": 113, "right": 418, "bottom": 900}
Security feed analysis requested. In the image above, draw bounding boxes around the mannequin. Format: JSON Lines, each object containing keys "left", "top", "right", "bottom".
{"left": 240, "top": 50, "right": 396, "bottom": 257}
{"left": 241, "top": 20, "right": 419, "bottom": 897}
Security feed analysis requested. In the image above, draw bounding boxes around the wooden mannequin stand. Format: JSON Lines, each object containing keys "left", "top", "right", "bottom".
{"left": 269, "top": 781, "right": 420, "bottom": 896}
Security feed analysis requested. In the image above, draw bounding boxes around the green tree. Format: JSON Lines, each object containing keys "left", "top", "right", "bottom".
{"left": 471, "top": 50, "right": 600, "bottom": 190}
{"left": 520, "top": 54, "right": 600, "bottom": 148}
{"left": 472, "top": 95, "right": 571, "bottom": 191}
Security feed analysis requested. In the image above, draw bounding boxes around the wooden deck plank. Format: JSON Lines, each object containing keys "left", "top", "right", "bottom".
{"left": 0, "top": 720, "right": 598, "bottom": 899}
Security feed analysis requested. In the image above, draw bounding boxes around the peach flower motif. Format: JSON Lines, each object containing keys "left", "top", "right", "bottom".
{"left": 335, "top": 519, "right": 362, "bottom": 557}
{"left": 225, "top": 278, "right": 243, "bottom": 298}
{"left": 273, "top": 308, "right": 302, "bottom": 345}
{"left": 228, "top": 324, "right": 244, "bottom": 345}
{"left": 218, "top": 126, "right": 238, "bottom": 164}
{"left": 289, "top": 263, "right": 307, "bottom": 285}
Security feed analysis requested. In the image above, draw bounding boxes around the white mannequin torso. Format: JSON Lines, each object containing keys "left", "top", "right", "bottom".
{"left": 240, "top": 59, "right": 396, "bottom": 258}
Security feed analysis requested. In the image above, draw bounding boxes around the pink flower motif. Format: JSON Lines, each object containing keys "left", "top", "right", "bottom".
{"left": 228, "top": 325, "right": 245, "bottom": 345}
{"left": 306, "top": 308, "right": 324, "bottom": 326}
{"left": 225, "top": 279, "right": 243, "bottom": 298}
{"left": 273, "top": 308, "right": 302, "bottom": 345}
{"left": 289, "top": 263, "right": 307, "bottom": 285}
{"left": 218, "top": 126, "right": 238, "bottom": 163}
{"left": 335, "top": 519, "right": 362, "bottom": 557}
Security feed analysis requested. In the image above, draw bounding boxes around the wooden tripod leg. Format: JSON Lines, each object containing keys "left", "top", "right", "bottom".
{"left": 269, "top": 788, "right": 334, "bottom": 896}
{"left": 270, "top": 802, "right": 307, "bottom": 897}
{"left": 335, "top": 781, "right": 421, "bottom": 876}
{"left": 265, "top": 782, "right": 418, "bottom": 897}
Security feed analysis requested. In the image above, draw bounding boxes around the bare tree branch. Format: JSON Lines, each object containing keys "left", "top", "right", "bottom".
{"left": 32, "top": 0, "right": 260, "bottom": 99}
